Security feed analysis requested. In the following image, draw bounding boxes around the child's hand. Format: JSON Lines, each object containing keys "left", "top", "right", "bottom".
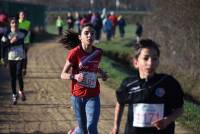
{"left": 10, "top": 36, "right": 17, "bottom": 44}
{"left": 98, "top": 68, "right": 108, "bottom": 81}
{"left": 1, "top": 36, "right": 7, "bottom": 43}
{"left": 74, "top": 73, "right": 84, "bottom": 82}
{"left": 110, "top": 127, "right": 119, "bottom": 134}
{"left": 101, "top": 71, "right": 108, "bottom": 81}
{"left": 151, "top": 117, "right": 171, "bottom": 130}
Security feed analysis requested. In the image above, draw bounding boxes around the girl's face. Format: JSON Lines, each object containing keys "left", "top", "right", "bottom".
{"left": 133, "top": 48, "right": 159, "bottom": 79}
{"left": 10, "top": 20, "right": 17, "bottom": 28}
{"left": 19, "top": 12, "right": 25, "bottom": 20}
{"left": 79, "top": 26, "right": 95, "bottom": 47}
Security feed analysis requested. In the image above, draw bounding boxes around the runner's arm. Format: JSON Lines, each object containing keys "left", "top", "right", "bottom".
{"left": 152, "top": 107, "right": 184, "bottom": 130}
{"left": 61, "top": 60, "right": 73, "bottom": 80}
{"left": 110, "top": 102, "right": 125, "bottom": 134}
{"left": 97, "top": 68, "right": 108, "bottom": 81}
{"left": 60, "top": 60, "right": 83, "bottom": 82}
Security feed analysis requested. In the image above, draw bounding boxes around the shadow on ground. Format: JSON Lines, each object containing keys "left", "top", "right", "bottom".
{"left": 32, "top": 32, "right": 58, "bottom": 43}
{"left": 0, "top": 66, "right": 10, "bottom": 101}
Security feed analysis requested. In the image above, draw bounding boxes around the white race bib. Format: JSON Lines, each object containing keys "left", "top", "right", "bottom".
{"left": 78, "top": 72, "right": 97, "bottom": 88}
{"left": 133, "top": 103, "right": 164, "bottom": 127}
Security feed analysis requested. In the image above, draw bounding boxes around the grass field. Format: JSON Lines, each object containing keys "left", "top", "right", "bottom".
{"left": 46, "top": 24, "right": 200, "bottom": 133}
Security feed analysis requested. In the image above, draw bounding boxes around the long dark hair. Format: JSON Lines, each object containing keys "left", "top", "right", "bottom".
{"left": 59, "top": 29, "right": 80, "bottom": 49}
{"left": 59, "top": 23, "right": 94, "bottom": 50}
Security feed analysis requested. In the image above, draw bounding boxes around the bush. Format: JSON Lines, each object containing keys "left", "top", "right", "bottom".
{"left": 143, "top": 0, "right": 200, "bottom": 102}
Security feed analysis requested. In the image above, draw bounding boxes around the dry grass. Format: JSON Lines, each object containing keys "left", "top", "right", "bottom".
{"left": 143, "top": 0, "right": 200, "bottom": 102}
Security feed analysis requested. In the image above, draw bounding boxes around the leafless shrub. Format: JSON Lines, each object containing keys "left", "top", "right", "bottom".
{"left": 143, "top": 0, "right": 200, "bottom": 102}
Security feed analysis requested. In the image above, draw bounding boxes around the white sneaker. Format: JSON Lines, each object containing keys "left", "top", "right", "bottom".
{"left": 19, "top": 90, "right": 26, "bottom": 101}
{"left": 12, "top": 94, "right": 17, "bottom": 105}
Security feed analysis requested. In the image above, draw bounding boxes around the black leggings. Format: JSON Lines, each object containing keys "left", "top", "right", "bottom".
{"left": 9, "top": 60, "right": 24, "bottom": 94}
{"left": 22, "top": 45, "right": 29, "bottom": 70}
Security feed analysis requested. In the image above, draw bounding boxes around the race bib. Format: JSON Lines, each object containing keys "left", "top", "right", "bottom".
{"left": 78, "top": 72, "right": 97, "bottom": 88}
{"left": 133, "top": 103, "right": 164, "bottom": 127}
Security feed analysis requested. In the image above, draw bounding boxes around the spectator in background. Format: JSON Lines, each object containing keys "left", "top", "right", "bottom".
{"left": 103, "top": 15, "right": 112, "bottom": 41}
{"left": 91, "top": 12, "right": 102, "bottom": 43}
{"left": 87, "top": 10, "right": 93, "bottom": 22}
{"left": 108, "top": 11, "right": 118, "bottom": 38}
{"left": 18, "top": 11, "right": 31, "bottom": 76}
{"left": 0, "top": 10, "right": 8, "bottom": 65}
{"left": 75, "top": 12, "right": 81, "bottom": 34}
{"left": 80, "top": 14, "right": 89, "bottom": 28}
{"left": 56, "top": 16, "right": 64, "bottom": 35}
{"left": 135, "top": 22, "right": 143, "bottom": 43}
{"left": 117, "top": 15, "right": 126, "bottom": 38}
{"left": 66, "top": 12, "right": 75, "bottom": 29}
{"left": 101, "top": 8, "right": 107, "bottom": 19}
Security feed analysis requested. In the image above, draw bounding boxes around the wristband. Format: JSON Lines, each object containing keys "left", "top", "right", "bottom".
{"left": 70, "top": 74, "right": 74, "bottom": 80}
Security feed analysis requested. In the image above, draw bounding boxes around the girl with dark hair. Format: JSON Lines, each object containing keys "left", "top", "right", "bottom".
{"left": 60, "top": 23, "right": 108, "bottom": 134}
{"left": 5, "top": 18, "right": 26, "bottom": 105}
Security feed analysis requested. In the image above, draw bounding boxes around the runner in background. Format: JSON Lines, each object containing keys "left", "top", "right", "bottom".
{"left": 56, "top": 16, "right": 64, "bottom": 36}
{"left": 3, "top": 17, "right": 26, "bottom": 105}
{"left": 0, "top": 10, "right": 9, "bottom": 65}
{"left": 60, "top": 23, "right": 108, "bottom": 134}
{"left": 18, "top": 11, "right": 31, "bottom": 76}
{"left": 110, "top": 39, "right": 184, "bottom": 134}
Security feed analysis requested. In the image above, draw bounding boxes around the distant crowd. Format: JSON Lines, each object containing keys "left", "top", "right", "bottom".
{"left": 56, "top": 9, "right": 127, "bottom": 43}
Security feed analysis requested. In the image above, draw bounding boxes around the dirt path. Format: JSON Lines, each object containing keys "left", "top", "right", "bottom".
{"left": 0, "top": 39, "right": 192, "bottom": 134}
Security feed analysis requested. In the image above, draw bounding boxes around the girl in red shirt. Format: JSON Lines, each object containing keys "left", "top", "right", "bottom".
{"left": 60, "top": 23, "right": 107, "bottom": 134}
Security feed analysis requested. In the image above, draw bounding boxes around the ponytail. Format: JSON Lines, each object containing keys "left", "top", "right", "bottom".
{"left": 59, "top": 29, "right": 80, "bottom": 50}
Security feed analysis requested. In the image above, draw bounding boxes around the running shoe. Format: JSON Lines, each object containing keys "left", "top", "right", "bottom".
{"left": 12, "top": 94, "right": 17, "bottom": 105}
{"left": 19, "top": 90, "right": 26, "bottom": 101}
